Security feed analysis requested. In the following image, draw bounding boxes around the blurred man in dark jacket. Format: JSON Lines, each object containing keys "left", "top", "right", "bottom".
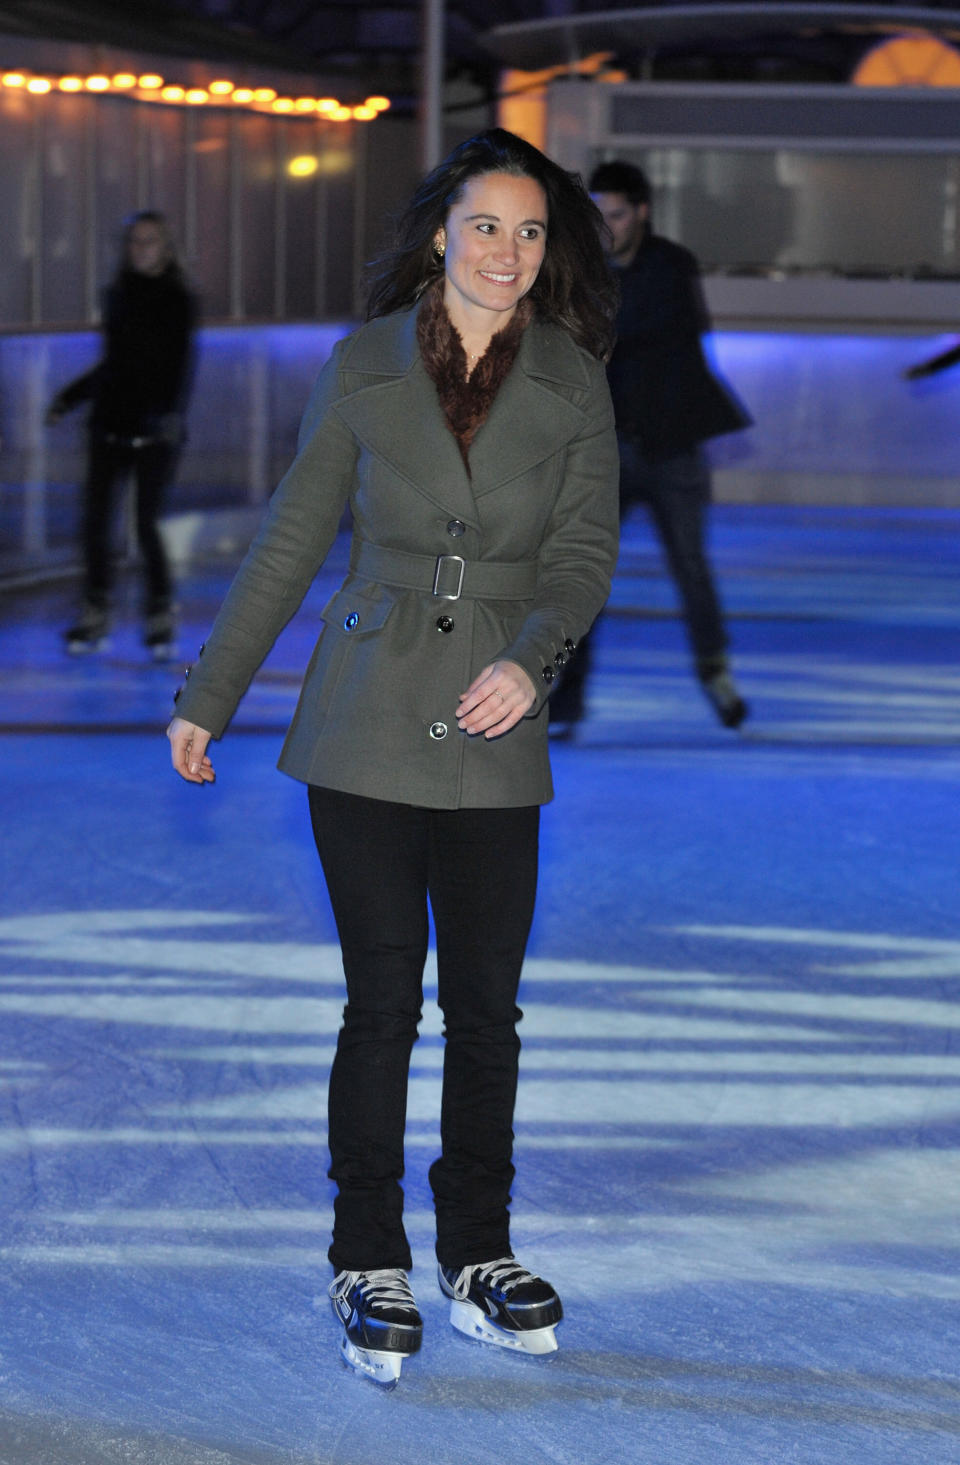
{"left": 551, "top": 160, "right": 750, "bottom": 730}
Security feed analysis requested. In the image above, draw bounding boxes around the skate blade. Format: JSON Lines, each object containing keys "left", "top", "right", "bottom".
{"left": 449, "top": 1300, "right": 559, "bottom": 1355}
{"left": 338, "top": 1332, "right": 405, "bottom": 1388}
{"left": 149, "top": 642, "right": 179, "bottom": 663}
{"left": 66, "top": 636, "right": 111, "bottom": 655}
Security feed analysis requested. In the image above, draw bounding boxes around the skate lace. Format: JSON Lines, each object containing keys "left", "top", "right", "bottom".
{"left": 451, "top": 1257, "right": 534, "bottom": 1302}
{"left": 329, "top": 1268, "right": 417, "bottom": 1310}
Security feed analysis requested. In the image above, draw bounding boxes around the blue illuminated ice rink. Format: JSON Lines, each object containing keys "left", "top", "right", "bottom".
{"left": 1, "top": 502, "right": 959, "bottom": 1463}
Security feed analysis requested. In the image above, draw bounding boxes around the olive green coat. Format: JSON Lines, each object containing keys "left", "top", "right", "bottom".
{"left": 174, "top": 304, "right": 619, "bottom": 809}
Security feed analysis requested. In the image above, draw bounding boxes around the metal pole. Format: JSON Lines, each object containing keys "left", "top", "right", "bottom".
{"left": 84, "top": 96, "right": 98, "bottom": 322}
{"left": 352, "top": 120, "right": 367, "bottom": 318}
{"left": 420, "top": 0, "right": 445, "bottom": 173}
{"left": 274, "top": 121, "right": 287, "bottom": 319}
{"left": 184, "top": 106, "right": 198, "bottom": 275}
{"left": 229, "top": 110, "right": 243, "bottom": 321}
{"left": 314, "top": 118, "right": 328, "bottom": 321}
{"left": 29, "top": 101, "right": 44, "bottom": 326}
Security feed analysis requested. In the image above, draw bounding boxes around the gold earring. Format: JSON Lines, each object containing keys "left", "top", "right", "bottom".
{"left": 434, "top": 235, "right": 445, "bottom": 259}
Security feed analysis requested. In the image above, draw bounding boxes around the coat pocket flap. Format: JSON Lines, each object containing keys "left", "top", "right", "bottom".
{"left": 320, "top": 585, "right": 395, "bottom": 636}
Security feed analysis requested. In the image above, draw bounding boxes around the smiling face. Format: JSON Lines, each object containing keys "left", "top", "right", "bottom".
{"left": 436, "top": 170, "right": 547, "bottom": 335}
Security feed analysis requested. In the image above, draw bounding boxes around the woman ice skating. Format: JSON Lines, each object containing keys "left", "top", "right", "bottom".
{"left": 49, "top": 210, "right": 196, "bottom": 660}
{"left": 167, "top": 128, "right": 619, "bottom": 1386}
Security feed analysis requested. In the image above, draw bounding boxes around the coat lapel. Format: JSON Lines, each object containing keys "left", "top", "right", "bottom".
{"left": 332, "top": 308, "right": 593, "bottom": 517}
{"left": 467, "top": 321, "right": 594, "bottom": 497}
{"left": 332, "top": 310, "right": 481, "bottom": 526}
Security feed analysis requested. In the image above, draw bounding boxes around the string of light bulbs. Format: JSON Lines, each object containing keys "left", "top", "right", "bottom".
{"left": 0, "top": 69, "right": 390, "bottom": 120}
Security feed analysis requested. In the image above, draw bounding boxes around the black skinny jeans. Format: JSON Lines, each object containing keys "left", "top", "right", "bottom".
{"left": 555, "top": 438, "right": 728, "bottom": 711}
{"left": 308, "top": 786, "right": 540, "bottom": 1274}
{"left": 82, "top": 435, "right": 177, "bottom": 613}
{"left": 620, "top": 436, "right": 728, "bottom": 667}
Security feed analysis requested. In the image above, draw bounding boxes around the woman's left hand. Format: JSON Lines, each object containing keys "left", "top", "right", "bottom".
{"left": 457, "top": 659, "right": 536, "bottom": 739}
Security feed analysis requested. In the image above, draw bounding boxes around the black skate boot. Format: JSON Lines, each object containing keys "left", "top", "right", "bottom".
{"left": 64, "top": 603, "right": 110, "bottom": 654}
{"left": 438, "top": 1257, "right": 562, "bottom": 1355}
{"left": 143, "top": 607, "right": 179, "bottom": 662}
{"left": 697, "top": 657, "right": 748, "bottom": 729}
{"left": 328, "top": 1268, "right": 422, "bottom": 1388}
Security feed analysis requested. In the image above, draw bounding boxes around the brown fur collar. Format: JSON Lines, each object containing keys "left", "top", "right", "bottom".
{"left": 417, "top": 284, "right": 532, "bottom": 470}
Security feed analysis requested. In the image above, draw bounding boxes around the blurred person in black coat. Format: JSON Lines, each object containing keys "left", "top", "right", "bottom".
{"left": 48, "top": 210, "right": 197, "bottom": 658}
{"left": 551, "top": 160, "right": 751, "bottom": 731}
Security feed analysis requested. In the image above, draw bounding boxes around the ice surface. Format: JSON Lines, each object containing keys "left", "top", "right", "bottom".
{"left": 1, "top": 505, "right": 959, "bottom": 1463}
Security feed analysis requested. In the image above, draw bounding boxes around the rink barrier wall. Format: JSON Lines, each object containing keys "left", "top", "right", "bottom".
{"left": 1, "top": 317, "right": 959, "bottom": 583}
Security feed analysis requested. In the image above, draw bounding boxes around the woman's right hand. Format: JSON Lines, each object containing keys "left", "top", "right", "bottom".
{"left": 167, "top": 717, "right": 216, "bottom": 784}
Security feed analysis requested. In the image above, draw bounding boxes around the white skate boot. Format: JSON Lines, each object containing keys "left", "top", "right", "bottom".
{"left": 328, "top": 1268, "right": 422, "bottom": 1388}
{"left": 438, "top": 1257, "right": 562, "bottom": 1354}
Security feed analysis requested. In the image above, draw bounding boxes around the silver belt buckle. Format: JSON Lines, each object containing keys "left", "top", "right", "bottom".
{"left": 433, "top": 554, "right": 465, "bottom": 600}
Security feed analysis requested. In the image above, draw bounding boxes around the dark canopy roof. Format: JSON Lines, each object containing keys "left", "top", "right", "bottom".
{"left": 3, "top": 2, "right": 960, "bottom": 97}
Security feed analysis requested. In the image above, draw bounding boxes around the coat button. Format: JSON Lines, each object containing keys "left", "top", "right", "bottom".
{"left": 554, "top": 650, "right": 567, "bottom": 667}
{"left": 429, "top": 722, "right": 448, "bottom": 740}
{"left": 173, "top": 686, "right": 182, "bottom": 703}
{"left": 542, "top": 666, "right": 555, "bottom": 684}
{"left": 343, "top": 611, "right": 360, "bottom": 631}
{"left": 446, "top": 519, "right": 466, "bottom": 537}
{"left": 564, "top": 638, "right": 576, "bottom": 654}
{"left": 436, "top": 615, "right": 454, "bottom": 633}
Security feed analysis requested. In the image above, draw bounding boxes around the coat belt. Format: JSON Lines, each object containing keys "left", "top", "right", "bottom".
{"left": 351, "top": 541, "right": 538, "bottom": 602}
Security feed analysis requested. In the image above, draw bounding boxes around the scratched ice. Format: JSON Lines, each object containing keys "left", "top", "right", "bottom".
{"left": 1, "top": 504, "right": 959, "bottom": 1463}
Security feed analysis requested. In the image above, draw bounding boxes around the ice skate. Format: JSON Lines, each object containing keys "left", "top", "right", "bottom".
{"left": 438, "top": 1257, "right": 562, "bottom": 1354}
{"left": 328, "top": 1268, "right": 422, "bottom": 1388}
{"left": 697, "top": 656, "right": 748, "bottom": 730}
{"left": 701, "top": 668, "right": 748, "bottom": 729}
{"left": 143, "top": 608, "right": 179, "bottom": 662}
{"left": 64, "top": 603, "right": 110, "bottom": 654}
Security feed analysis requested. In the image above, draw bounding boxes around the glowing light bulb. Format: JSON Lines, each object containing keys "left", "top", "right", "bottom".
{"left": 59, "top": 76, "right": 84, "bottom": 92}
{"left": 85, "top": 75, "right": 111, "bottom": 91}
{"left": 253, "top": 87, "right": 276, "bottom": 103}
{"left": 231, "top": 88, "right": 254, "bottom": 103}
{"left": 272, "top": 97, "right": 294, "bottom": 113}
{"left": 329, "top": 105, "right": 352, "bottom": 121}
{"left": 2, "top": 72, "right": 27, "bottom": 87}
{"left": 138, "top": 74, "right": 164, "bottom": 90}
{"left": 161, "top": 85, "right": 185, "bottom": 102}
{"left": 364, "top": 96, "right": 391, "bottom": 111}
{"left": 27, "top": 77, "right": 52, "bottom": 93}
{"left": 288, "top": 155, "right": 319, "bottom": 178}
{"left": 113, "top": 73, "right": 137, "bottom": 89}
{"left": 352, "top": 105, "right": 377, "bottom": 120}
{"left": 209, "top": 79, "right": 234, "bottom": 95}
{"left": 185, "top": 88, "right": 209, "bottom": 104}
{"left": 315, "top": 98, "right": 339, "bottom": 113}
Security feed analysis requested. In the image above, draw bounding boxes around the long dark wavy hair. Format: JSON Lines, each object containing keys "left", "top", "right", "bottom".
{"left": 364, "top": 129, "right": 618, "bottom": 361}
